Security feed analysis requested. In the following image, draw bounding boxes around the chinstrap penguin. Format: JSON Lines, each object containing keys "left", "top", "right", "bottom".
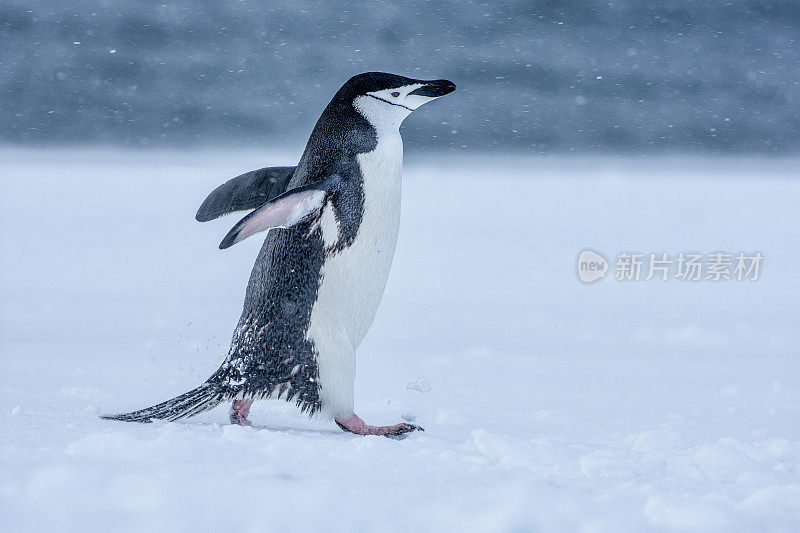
{"left": 103, "top": 72, "right": 456, "bottom": 438}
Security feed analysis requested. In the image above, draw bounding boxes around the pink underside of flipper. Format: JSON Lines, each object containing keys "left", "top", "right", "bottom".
{"left": 237, "top": 190, "right": 325, "bottom": 243}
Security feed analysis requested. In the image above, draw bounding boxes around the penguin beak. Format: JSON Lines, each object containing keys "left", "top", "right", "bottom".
{"left": 408, "top": 79, "right": 456, "bottom": 98}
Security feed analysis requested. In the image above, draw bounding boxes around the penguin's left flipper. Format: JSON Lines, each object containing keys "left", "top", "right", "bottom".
{"left": 196, "top": 166, "right": 296, "bottom": 222}
{"left": 218, "top": 174, "right": 342, "bottom": 250}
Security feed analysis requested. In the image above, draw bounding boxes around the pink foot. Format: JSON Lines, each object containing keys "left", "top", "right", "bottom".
{"left": 229, "top": 399, "right": 254, "bottom": 426}
{"left": 335, "top": 414, "right": 423, "bottom": 439}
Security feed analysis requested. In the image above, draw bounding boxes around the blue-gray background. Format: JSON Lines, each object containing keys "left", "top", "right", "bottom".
{"left": 2, "top": 0, "right": 798, "bottom": 153}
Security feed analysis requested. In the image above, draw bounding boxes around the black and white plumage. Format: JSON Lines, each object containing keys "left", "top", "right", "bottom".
{"left": 103, "top": 73, "right": 455, "bottom": 435}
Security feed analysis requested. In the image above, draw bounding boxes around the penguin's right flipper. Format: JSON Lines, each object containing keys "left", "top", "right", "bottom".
{"left": 219, "top": 174, "right": 343, "bottom": 249}
{"left": 195, "top": 166, "right": 296, "bottom": 222}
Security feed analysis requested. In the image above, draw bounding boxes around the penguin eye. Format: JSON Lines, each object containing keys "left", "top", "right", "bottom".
{"left": 391, "top": 92, "right": 400, "bottom": 98}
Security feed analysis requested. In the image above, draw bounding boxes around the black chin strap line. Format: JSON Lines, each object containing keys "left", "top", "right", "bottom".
{"left": 366, "top": 94, "right": 413, "bottom": 111}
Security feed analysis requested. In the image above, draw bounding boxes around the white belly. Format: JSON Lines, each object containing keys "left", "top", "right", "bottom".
{"left": 306, "top": 134, "right": 403, "bottom": 417}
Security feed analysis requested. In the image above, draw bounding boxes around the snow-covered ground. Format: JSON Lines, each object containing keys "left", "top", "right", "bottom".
{"left": 1, "top": 150, "right": 799, "bottom": 532}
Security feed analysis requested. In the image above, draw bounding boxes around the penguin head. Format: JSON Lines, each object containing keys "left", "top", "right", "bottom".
{"left": 340, "top": 72, "right": 456, "bottom": 131}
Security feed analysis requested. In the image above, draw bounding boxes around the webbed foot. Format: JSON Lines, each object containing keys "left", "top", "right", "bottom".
{"left": 229, "top": 399, "right": 254, "bottom": 426}
{"left": 335, "top": 414, "right": 424, "bottom": 439}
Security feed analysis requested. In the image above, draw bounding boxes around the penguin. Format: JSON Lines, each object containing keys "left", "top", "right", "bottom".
{"left": 103, "top": 72, "right": 456, "bottom": 438}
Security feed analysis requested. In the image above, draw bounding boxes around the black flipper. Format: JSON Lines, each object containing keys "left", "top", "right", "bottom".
{"left": 195, "top": 166, "right": 296, "bottom": 222}
{"left": 100, "top": 383, "right": 228, "bottom": 423}
{"left": 219, "top": 174, "right": 343, "bottom": 250}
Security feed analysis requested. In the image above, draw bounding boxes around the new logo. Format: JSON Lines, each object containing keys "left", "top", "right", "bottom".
{"left": 577, "top": 249, "right": 608, "bottom": 283}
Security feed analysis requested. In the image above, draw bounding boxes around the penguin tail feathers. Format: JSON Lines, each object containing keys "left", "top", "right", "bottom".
{"left": 100, "top": 383, "right": 228, "bottom": 423}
